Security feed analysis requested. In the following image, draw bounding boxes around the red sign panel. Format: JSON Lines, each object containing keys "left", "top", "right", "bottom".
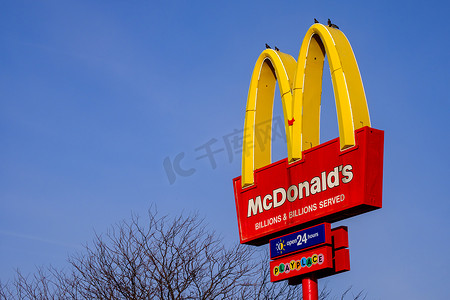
{"left": 271, "top": 225, "right": 351, "bottom": 283}
{"left": 233, "top": 127, "right": 384, "bottom": 245}
{"left": 270, "top": 245, "right": 333, "bottom": 282}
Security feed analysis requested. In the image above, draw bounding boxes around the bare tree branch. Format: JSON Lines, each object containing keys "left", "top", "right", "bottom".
{"left": 0, "top": 209, "right": 366, "bottom": 300}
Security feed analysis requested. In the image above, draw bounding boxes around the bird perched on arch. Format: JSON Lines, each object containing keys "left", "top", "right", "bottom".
{"left": 274, "top": 46, "right": 279, "bottom": 51}
{"left": 314, "top": 18, "right": 319, "bottom": 23}
{"left": 327, "top": 18, "right": 339, "bottom": 29}
{"left": 265, "top": 43, "right": 271, "bottom": 49}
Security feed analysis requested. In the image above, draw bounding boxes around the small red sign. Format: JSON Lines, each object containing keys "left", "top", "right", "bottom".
{"left": 233, "top": 127, "right": 384, "bottom": 245}
{"left": 271, "top": 225, "right": 351, "bottom": 283}
{"left": 270, "top": 245, "right": 333, "bottom": 282}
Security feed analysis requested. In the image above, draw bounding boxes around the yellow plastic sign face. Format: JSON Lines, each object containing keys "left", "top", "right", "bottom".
{"left": 242, "top": 24, "right": 371, "bottom": 187}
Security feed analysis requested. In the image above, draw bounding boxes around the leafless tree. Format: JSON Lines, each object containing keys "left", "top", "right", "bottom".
{"left": 69, "top": 210, "right": 262, "bottom": 299}
{"left": 0, "top": 209, "right": 363, "bottom": 299}
{"left": 0, "top": 210, "right": 291, "bottom": 299}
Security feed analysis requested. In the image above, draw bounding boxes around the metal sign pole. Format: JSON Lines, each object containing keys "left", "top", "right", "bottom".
{"left": 302, "top": 275, "right": 318, "bottom": 300}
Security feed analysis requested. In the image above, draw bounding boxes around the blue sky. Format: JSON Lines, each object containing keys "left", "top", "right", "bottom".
{"left": 1, "top": 1, "right": 449, "bottom": 299}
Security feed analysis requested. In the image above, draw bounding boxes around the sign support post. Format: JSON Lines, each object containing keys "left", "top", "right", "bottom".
{"left": 302, "top": 275, "right": 318, "bottom": 300}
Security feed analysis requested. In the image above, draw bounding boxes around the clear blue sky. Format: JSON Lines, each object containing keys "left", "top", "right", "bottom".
{"left": 1, "top": 1, "right": 449, "bottom": 299}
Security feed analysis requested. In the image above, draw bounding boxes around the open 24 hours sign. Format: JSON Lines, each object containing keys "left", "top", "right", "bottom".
{"left": 233, "top": 127, "right": 384, "bottom": 245}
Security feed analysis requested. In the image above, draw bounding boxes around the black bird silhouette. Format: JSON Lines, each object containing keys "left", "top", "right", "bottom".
{"left": 265, "top": 43, "right": 271, "bottom": 49}
{"left": 275, "top": 46, "right": 279, "bottom": 51}
{"left": 327, "top": 18, "right": 339, "bottom": 29}
{"left": 314, "top": 18, "right": 319, "bottom": 23}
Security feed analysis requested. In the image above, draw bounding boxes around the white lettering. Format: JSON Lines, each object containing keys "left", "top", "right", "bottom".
{"left": 327, "top": 166, "right": 340, "bottom": 188}
{"left": 321, "top": 171, "right": 327, "bottom": 191}
{"left": 246, "top": 164, "right": 354, "bottom": 217}
{"left": 342, "top": 165, "right": 353, "bottom": 183}
{"left": 310, "top": 177, "right": 321, "bottom": 194}
{"left": 273, "top": 188, "right": 286, "bottom": 208}
{"left": 247, "top": 196, "right": 263, "bottom": 217}
{"left": 263, "top": 194, "right": 272, "bottom": 210}
{"left": 287, "top": 185, "right": 298, "bottom": 202}
{"left": 298, "top": 181, "right": 310, "bottom": 199}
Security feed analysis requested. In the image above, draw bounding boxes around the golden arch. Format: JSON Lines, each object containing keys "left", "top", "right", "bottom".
{"left": 242, "top": 24, "right": 371, "bottom": 187}
{"left": 291, "top": 24, "right": 370, "bottom": 160}
{"left": 242, "top": 49, "right": 297, "bottom": 186}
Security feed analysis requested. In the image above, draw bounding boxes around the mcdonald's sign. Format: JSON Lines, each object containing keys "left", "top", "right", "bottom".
{"left": 233, "top": 24, "right": 384, "bottom": 245}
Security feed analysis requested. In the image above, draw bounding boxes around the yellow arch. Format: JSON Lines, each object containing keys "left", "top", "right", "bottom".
{"left": 242, "top": 24, "right": 371, "bottom": 187}
{"left": 242, "top": 49, "right": 297, "bottom": 187}
{"left": 291, "top": 24, "right": 370, "bottom": 159}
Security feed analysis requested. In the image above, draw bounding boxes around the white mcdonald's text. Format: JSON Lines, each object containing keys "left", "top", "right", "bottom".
{"left": 247, "top": 165, "right": 353, "bottom": 217}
